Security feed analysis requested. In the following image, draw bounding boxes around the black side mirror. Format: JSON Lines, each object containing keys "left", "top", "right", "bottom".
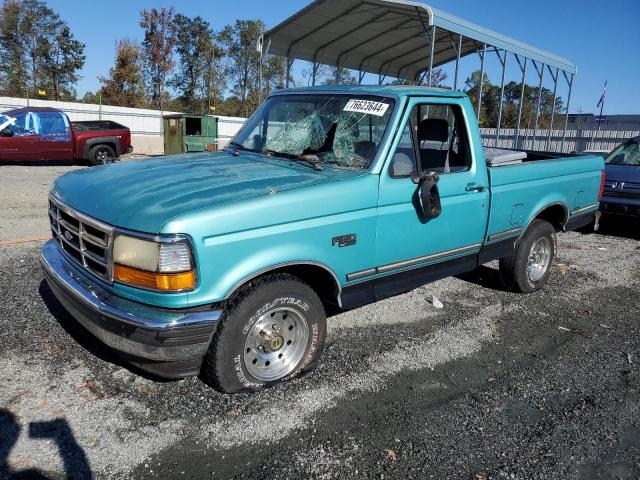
{"left": 413, "top": 170, "right": 442, "bottom": 219}
{"left": 0, "top": 127, "right": 13, "bottom": 137}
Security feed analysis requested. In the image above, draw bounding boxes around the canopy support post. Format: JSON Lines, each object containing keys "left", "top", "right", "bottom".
{"left": 312, "top": 62, "right": 318, "bottom": 86}
{"left": 454, "top": 34, "right": 462, "bottom": 90}
{"left": 285, "top": 57, "right": 291, "bottom": 88}
{"left": 258, "top": 33, "right": 264, "bottom": 104}
{"left": 476, "top": 43, "right": 487, "bottom": 122}
{"left": 495, "top": 49, "right": 508, "bottom": 146}
{"left": 546, "top": 66, "right": 559, "bottom": 151}
{"left": 514, "top": 55, "right": 528, "bottom": 149}
{"left": 532, "top": 60, "right": 545, "bottom": 149}
{"left": 427, "top": 25, "right": 436, "bottom": 86}
{"left": 560, "top": 72, "right": 574, "bottom": 153}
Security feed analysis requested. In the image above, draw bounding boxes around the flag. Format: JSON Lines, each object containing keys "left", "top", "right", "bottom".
{"left": 596, "top": 80, "right": 607, "bottom": 109}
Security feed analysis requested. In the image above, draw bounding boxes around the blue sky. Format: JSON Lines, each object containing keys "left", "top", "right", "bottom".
{"left": 47, "top": 0, "right": 640, "bottom": 115}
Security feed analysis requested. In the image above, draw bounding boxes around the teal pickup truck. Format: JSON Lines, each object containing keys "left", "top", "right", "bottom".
{"left": 41, "top": 85, "right": 604, "bottom": 392}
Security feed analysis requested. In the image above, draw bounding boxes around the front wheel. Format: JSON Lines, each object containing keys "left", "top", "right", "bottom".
{"left": 201, "top": 273, "right": 327, "bottom": 393}
{"left": 499, "top": 219, "right": 556, "bottom": 293}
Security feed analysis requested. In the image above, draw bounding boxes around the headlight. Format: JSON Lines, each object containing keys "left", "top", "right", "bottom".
{"left": 113, "top": 234, "right": 196, "bottom": 291}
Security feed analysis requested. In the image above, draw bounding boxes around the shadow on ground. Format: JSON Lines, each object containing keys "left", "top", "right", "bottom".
{"left": 595, "top": 213, "right": 640, "bottom": 241}
{"left": 456, "top": 264, "right": 504, "bottom": 291}
{"left": 0, "top": 160, "right": 80, "bottom": 167}
{"left": 0, "top": 409, "right": 92, "bottom": 479}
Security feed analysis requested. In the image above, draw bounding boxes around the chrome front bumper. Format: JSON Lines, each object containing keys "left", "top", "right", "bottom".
{"left": 40, "top": 240, "right": 221, "bottom": 378}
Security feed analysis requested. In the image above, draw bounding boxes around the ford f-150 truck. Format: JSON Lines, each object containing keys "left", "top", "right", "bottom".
{"left": 0, "top": 107, "right": 132, "bottom": 165}
{"left": 40, "top": 86, "right": 605, "bottom": 393}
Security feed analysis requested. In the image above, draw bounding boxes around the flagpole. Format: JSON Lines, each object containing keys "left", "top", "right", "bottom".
{"left": 597, "top": 80, "right": 607, "bottom": 132}
{"left": 597, "top": 96, "right": 604, "bottom": 132}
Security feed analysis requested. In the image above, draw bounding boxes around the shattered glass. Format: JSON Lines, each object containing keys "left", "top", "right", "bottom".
{"left": 232, "top": 94, "right": 395, "bottom": 169}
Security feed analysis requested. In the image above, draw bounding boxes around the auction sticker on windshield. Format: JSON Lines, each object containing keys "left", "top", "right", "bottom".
{"left": 343, "top": 99, "right": 389, "bottom": 117}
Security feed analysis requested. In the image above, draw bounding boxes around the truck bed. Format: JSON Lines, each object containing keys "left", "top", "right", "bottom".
{"left": 71, "top": 120, "right": 128, "bottom": 132}
{"left": 483, "top": 147, "right": 585, "bottom": 167}
{"left": 485, "top": 151, "right": 604, "bottom": 241}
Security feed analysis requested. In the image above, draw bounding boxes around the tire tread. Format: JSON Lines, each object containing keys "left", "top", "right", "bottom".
{"left": 201, "top": 273, "right": 324, "bottom": 393}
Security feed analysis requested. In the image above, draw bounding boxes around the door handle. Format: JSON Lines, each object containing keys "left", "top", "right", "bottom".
{"left": 465, "top": 184, "right": 485, "bottom": 192}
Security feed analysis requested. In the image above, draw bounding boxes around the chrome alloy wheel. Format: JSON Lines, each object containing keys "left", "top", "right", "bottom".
{"left": 97, "top": 149, "right": 114, "bottom": 164}
{"left": 527, "top": 237, "right": 551, "bottom": 283}
{"left": 244, "top": 307, "right": 309, "bottom": 382}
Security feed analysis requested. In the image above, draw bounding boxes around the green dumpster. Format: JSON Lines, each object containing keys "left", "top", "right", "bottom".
{"left": 163, "top": 114, "right": 218, "bottom": 155}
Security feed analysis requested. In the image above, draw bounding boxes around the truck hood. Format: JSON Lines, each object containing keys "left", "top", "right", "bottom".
{"left": 51, "top": 151, "right": 358, "bottom": 233}
{"left": 605, "top": 164, "right": 640, "bottom": 184}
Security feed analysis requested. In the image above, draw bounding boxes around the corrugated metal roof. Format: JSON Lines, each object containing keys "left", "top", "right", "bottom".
{"left": 265, "top": 0, "right": 577, "bottom": 81}
{"left": 272, "top": 84, "right": 468, "bottom": 98}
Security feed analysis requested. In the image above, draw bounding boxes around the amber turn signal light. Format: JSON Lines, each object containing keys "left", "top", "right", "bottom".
{"left": 114, "top": 263, "right": 196, "bottom": 291}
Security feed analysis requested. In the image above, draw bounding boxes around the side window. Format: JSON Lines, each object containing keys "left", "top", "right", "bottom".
{"left": 389, "top": 122, "right": 418, "bottom": 178}
{"left": 414, "top": 104, "right": 470, "bottom": 174}
{"left": 38, "top": 112, "right": 71, "bottom": 141}
{"left": 10, "top": 113, "right": 38, "bottom": 136}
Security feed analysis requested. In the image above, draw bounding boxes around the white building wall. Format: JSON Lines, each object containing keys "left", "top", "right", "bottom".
{"left": 0, "top": 96, "right": 246, "bottom": 155}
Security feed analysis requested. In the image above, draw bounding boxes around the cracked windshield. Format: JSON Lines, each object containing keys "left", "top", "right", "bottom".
{"left": 231, "top": 94, "right": 395, "bottom": 169}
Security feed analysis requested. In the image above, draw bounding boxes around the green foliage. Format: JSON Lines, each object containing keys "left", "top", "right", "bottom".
{"left": 0, "top": 0, "right": 84, "bottom": 100}
{"left": 464, "top": 70, "right": 565, "bottom": 128}
{"left": 99, "top": 39, "right": 146, "bottom": 108}
{"left": 217, "top": 19, "right": 285, "bottom": 117}
{"left": 322, "top": 66, "right": 357, "bottom": 86}
{"left": 170, "top": 14, "right": 224, "bottom": 113}
{"left": 44, "top": 25, "right": 85, "bottom": 100}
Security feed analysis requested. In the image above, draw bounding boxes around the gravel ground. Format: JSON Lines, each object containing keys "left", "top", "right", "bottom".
{"left": 1, "top": 164, "right": 640, "bottom": 479}
{"left": 0, "top": 163, "right": 83, "bottom": 241}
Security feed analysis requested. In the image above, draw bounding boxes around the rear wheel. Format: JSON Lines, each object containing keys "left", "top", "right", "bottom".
{"left": 499, "top": 219, "right": 555, "bottom": 293}
{"left": 201, "top": 273, "right": 327, "bottom": 393}
{"left": 88, "top": 145, "right": 117, "bottom": 166}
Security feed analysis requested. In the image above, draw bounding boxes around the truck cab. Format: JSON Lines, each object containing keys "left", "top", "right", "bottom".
{"left": 40, "top": 86, "right": 604, "bottom": 393}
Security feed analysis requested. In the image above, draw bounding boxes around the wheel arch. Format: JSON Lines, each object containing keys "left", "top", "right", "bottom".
{"left": 525, "top": 202, "right": 569, "bottom": 234}
{"left": 224, "top": 261, "right": 343, "bottom": 310}
{"left": 83, "top": 137, "right": 121, "bottom": 159}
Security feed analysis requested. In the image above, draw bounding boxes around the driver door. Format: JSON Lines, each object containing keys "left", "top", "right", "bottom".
{"left": 373, "top": 98, "right": 489, "bottom": 295}
{"left": 0, "top": 112, "right": 42, "bottom": 161}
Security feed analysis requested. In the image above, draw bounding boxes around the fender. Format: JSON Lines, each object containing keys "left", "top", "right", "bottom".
{"left": 520, "top": 200, "right": 569, "bottom": 237}
{"left": 223, "top": 260, "right": 342, "bottom": 306}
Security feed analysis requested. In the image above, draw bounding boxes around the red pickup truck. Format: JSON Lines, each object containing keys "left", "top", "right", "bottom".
{"left": 0, "top": 107, "right": 132, "bottom": 166}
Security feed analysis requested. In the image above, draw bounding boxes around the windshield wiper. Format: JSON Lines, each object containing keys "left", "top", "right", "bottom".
{"left": 264, "top": 149, "right": 324, "bottom": 171}
{"left": 226, "top": 141, "right": 254, "bottom": 155}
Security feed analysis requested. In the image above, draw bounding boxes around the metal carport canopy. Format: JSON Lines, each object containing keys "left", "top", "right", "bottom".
{"left": 265, "top": 0, "right": 577, "bottom": 81}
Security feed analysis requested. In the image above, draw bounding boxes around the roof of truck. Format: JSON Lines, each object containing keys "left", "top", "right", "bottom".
{"left": 2, "top": 107, "right": 61, "bottom": 115}
{"left": 273, "top": 84, "right": 467, "bottom": 97}
{"left": 266, "top": 0, "right": 577, "bottom": 80}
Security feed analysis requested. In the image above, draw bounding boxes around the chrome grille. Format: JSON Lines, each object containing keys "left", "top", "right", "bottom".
{"left": 49, "top": 196, "right": 114, "bottom": 282}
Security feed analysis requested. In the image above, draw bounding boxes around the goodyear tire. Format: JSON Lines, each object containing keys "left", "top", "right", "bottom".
{"left": 201, "top": 273, "right": 327, "bottom": 393}
{"left": 499, "top": 219, "right": 556, "bottom": 293}
{"left": 88, "top": 144, "right": 117, "bottom": 166}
